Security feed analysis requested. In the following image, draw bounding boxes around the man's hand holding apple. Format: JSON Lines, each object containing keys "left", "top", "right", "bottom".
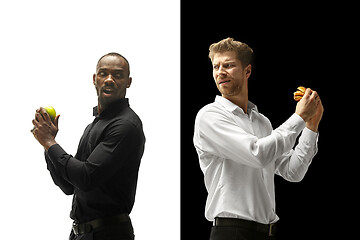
{"left": 31, "top": 107, "right": 60, "bottom": 150}
{"left": 295, "top": 88, "right": 324, "bottom": 133}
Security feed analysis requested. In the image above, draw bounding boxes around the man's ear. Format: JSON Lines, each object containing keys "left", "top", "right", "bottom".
{"left": 127, "top": 77, "right": 132, "bottom": 88}
{"left": 245, "top": 64, "right": 252, "bottom": 79}
{"left": 93, "top": 74, "right": 96, "bottom": 85}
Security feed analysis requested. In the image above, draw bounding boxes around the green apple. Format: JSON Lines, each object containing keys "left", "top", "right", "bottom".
{"left": 44, "top": 106, "right": 56, "bottom": 121}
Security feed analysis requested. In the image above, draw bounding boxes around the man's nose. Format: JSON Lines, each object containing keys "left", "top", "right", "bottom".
{"left": 218, "top": 65, "right": 227, "bottom": 77}
{"left": 104, "top": 74, "right": 115, "bottom": 84}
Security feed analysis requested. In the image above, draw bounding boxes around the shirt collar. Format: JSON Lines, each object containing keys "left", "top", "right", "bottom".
{"left": 215, "top": 95, "right": 258, "bottom": 115}
{"left": 93, "top": 98, "right": 130, "bottom": 118}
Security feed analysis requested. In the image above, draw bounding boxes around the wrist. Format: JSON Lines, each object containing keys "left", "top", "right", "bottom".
{"left": 306, "top": 122, "right": 319, "bottom": 133}
{"left": 43, "top": 140, "right": 57, "bottom": 151}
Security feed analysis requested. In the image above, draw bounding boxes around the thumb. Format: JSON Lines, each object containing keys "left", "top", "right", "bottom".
{"left": 54, "top": 114, "right": 60, "bottom": 128}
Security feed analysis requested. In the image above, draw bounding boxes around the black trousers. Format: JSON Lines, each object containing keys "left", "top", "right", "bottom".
{"left": 69, "top": 218, "right": 134, "bottom": 240}
{"left": 210, "top": 226, "right": 277, "bottom": 240}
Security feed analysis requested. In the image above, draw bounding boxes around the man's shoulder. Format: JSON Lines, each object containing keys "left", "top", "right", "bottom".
{"left": 104, "top": 109, "right": 145, "bottom": 143}
{"left": 111, "top": 107, "right": 143, "bottom": 129}
{"left": 195, "top": 99, "right": 273, "bottom": 130}
{"left": 196, "top": 101, "right": 223, "bottom": 117}
{"left": 195, "top": 100, "right": 231, "bottom": 130}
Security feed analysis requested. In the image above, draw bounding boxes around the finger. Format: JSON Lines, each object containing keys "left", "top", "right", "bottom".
{"left": 35, "top": 108, "right": 41, "bottom": 121}
{"left": 32, "top": 118, "right": 39, "bottom": 128}
{"left": 317, "top": 97, "right": 323, "bottom": 107}
{"left": 31, "top": 120, "right": 38, "bottom": 135}
{"left": 310, "top": 90, "right": 318, "bottom": 101}
{"left": 35, "top": 107, "right": 46, "bottom": 121}
{"left": 35, "top": 112, "right": 44, "bottom": 123}
{"left": 303, "top": 88, "right": 312, "bottom": 98}
{"left": 39, "top": 107, "right": 50, "bottom": 122}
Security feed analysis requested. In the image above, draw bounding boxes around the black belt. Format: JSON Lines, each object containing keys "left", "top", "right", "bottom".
{"left": 214, "top": 217, "right": 277, "bottom": 236}
{"left": 72, "top": 214, "right": 130, "bottom": 236}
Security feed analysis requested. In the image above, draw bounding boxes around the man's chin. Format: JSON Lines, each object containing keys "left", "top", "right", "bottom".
{"left": 99, "top": 95, "right": 116, "bottom": 107}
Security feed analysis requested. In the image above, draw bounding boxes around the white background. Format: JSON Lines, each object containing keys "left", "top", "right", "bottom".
{"left": 0, "top": 0, "right": 180, "bottom": 239}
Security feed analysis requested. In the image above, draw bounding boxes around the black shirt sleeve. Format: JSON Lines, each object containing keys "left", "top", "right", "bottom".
{"left": 46, "top": 120, "right": 141, "bottom": 192}
{"left": 44, "top": 151, "right": 74, "bottom": 195}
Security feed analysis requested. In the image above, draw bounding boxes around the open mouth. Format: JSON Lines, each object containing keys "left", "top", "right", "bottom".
{"left": 102, "top": 88, "right": 114, "bottom": 96}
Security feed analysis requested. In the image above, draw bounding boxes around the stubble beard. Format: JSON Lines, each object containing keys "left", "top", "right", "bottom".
{"left": 219, "top": 82, "right": 243, "bottom": 98}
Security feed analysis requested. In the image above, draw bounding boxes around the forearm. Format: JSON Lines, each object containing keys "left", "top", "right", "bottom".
{"left": 275, "top": 127, "right": 318, "bottom": 182}
{"left": 196, "top": 113, "right": 306, "bottom": 168}
{"left": 47, "top": 143, "right": 128, "bottom": 192}
{"left": 45, "top": 151, "right": 74, "bottom": 195}
{"left": 46, "top": 142, "right": 113, "bottom": 192}
{"left": 46, "top": 129, "right": 141, "bottom": 192}
{"left": 254, "top": 114, "right": 306, "bottom": 166}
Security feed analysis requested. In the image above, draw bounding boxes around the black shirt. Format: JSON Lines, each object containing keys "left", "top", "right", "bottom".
{"left": 45, "top": 98, "right": 145, "bottom": 223}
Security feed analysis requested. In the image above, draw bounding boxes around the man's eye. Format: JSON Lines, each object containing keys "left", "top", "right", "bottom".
{"left": 213, "top": 65, "right": 219, "bottom": 70}
{"left": 99, "top": 71, "right": 107, "bottom": 76}
{"left": 114, "top": 73, "right": 123, "bottom": 78}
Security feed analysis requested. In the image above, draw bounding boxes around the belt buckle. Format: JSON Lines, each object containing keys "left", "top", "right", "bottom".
{"left": 72, "top": 222, "right": 79, "bottom": 236}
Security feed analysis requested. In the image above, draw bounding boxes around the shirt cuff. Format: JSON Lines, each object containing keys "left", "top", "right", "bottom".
{"left": 285, "top": 113, "right": 306, "bottom": 133}
{"left": 48, "top": 144, "right": 65, "bottom": 159}
{"left": 298, "top": 127, "right": 319, "bottom": 165}
{"left": 300, "top": 127, "right": 319, "bottom": 146}
{"left": 47, "top": 144, "right": 71, "bottom": 180}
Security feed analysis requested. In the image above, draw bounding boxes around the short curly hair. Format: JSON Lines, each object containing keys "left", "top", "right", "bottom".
{"left": 209, "top": 37, "right": 254, "bottom": 68}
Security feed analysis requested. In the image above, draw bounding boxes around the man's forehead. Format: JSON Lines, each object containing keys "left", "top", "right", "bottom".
{"left": 212, "top": 51, "right": 239, "bottom": 64}
{"left": 97, "top": 55, "right": 128, "bottom": 71}
{"left": 213, "top": 51, "right": 238, "bottom": 61}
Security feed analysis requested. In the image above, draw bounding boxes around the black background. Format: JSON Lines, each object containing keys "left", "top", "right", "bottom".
{"left": 181, "top": 2, "right": 356, "bottom": 239}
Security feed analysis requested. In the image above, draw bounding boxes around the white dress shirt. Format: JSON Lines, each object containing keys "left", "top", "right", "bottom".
{"left": 193, "top": 96, "right": 318, "bottom": 224}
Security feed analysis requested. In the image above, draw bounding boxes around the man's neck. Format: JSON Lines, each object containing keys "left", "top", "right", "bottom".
{"left": 222, "top": 92, "right": 248, "bottom": 114}
{"left": 97, "top": 103, "right": 105, "bottom": 115}
{"left": 97, "top": 98, "right": 128, "bottom": 116}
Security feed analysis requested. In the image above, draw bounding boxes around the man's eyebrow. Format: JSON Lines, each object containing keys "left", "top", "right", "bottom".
{"left": 213, "top": 60, "right": 236, "bottom": 65}
{"left": 97, "top": 67, "right": 125, "bottom": 72}
{"left": 223, "top": 58, "right": 236, "bottom": 63}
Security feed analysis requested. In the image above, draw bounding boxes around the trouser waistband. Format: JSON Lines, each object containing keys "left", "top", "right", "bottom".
{"left": 72, "top": 213, "right": 130, "bottom": 236}
{"left": 214, "top": 217, "right": 277, "bottom": 236}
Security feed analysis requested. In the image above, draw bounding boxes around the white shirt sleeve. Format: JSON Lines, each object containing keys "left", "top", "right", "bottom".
{"left": 275, "top": 127, "right": 319, "bottom": 182}
{"left": 195, "top": 108, "right": 306, "bottom": 169}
